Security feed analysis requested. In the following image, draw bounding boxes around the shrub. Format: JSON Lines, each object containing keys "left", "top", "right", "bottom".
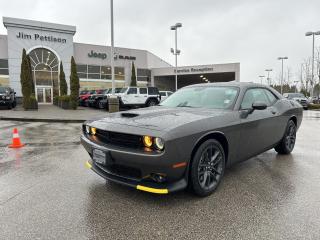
{"left": 309, "top": 104, "right": 320, "bottom": 110}
{"left": 24, "top": 94, "right": 38, "bottom": 110}
{"left": 58, "top": 95, "right": 72, "bottom": 109}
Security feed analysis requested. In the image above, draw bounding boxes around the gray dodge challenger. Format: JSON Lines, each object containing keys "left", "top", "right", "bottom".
{"left": 81, "top": 82, "right": 303, "bottom": 196}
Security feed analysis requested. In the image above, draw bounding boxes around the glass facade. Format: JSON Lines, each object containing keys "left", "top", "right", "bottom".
{"left": 137, "top": 68, "right": 151, "bottom": 82}
{"left": 76, "top": 64, "right": 124, "bottom": 80}
{"left": 28, "top": 48, "right": 59, "bottom": 97}
{"left": 0, "top": 59, "right": 9, "bottom": 75}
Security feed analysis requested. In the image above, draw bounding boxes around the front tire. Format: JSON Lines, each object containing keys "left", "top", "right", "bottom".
{"left": 274, "top": 120, "right": 296, "bottom": 154}
{"left": 190, "top": 139, "right": 225, "bottom": 197}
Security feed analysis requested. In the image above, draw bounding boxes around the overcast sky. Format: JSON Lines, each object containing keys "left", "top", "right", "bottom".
{"left": 0, "top": 0, "right": 320, "bottom": 84}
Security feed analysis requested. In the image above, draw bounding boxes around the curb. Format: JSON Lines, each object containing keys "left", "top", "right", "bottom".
{"left": 0, "top": 117, "right": 85, "bottom": 123}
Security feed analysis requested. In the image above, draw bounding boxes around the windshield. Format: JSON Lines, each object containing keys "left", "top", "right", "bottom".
{"left": 115, "top": 88, "right": 122, "bottom": 93}
{"left": 160, "top": 86, "right": 239, "bottom": 109}
{"left": 0, "top": 87, "right": 8, "bottom": 94}
{"left": 120, "top": 87, "right": 128, "bottom": 93}
{"left": 288, "top": 93, "right": 305, "bottom": 99}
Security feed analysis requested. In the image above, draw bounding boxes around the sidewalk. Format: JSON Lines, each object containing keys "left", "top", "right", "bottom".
{"left": 0, "top": 104, "right": 109, "bottom": 123}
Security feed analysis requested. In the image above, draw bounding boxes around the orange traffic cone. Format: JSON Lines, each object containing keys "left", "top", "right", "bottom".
{"left": 9, "top": 128, "right": 25, "bottom": 148}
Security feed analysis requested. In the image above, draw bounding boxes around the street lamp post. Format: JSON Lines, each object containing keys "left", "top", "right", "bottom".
{"left": 294, "top": 80, "right": 299, "bottom": 93}
{"left": 265, "top": 69, "right": 273, "bottom": 85}
{"left": 170, "top": 23, "right": 182, "bottom": 91}
{"left": 108, "top": 0, "right": 119, "bottom": 112}
{"left": 110, "top": 0, "right": 115, "bottom": 95}
{"left": 277, "top": 56, "right": 288, "bottom": 95}
{"left": 305, "top": 31, "right": 320, "bottom": 97}
{"left": 259, "top": 75, "right": 265, "bottom": 84}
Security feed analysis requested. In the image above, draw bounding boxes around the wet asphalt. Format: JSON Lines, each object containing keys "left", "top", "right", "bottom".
{"left": 0, "top": 111, "right": 320, "bottom": 240}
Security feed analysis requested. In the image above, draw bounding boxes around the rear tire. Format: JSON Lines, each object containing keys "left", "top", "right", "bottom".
{"left": 274, "top": 120, "right": 296, "bottom": 154}
{"left": 146, "top": 99, "right": 157, "bottom": 107}
{"left": 7, "top": 103, "right": 12, "bottom": 110}
{"left": 190, "top": 139, "right": 225, "bottom": 197}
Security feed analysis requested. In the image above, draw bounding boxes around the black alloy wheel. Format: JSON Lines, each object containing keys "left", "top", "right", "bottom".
{"left": 274, "top": 120, "right": 296, "bottom": 154}
{"left": 190, "top": 139, "right": 225, "bottom": 197}
{"left": 98, "top": 101, "right": 104, "bottom": 109}
{"left": 147, "top": 99, "right": 157, "bottom": 107}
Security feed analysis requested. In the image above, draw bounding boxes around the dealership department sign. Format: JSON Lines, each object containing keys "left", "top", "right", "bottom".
{"left": 16, "top": 32, "right": 67, "bottom": 43}
{"left": 174, "top": 67, "right": 214, "bottom": 74}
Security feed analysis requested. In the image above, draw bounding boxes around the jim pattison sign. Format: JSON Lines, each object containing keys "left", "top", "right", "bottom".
{"left": 16, "top": 32, "right": 67, "bottom": 43}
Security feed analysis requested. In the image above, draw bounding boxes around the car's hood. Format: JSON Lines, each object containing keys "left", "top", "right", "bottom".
{"left": 91, "top": 106, "right": 229, "bottom": 131}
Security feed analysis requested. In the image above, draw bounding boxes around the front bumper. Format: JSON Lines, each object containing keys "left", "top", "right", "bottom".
{"left": 81, "top": 135, "right": 188, "bottom": 194}
{"left": 0, "top": 100, "right": 11, "bottom": 106}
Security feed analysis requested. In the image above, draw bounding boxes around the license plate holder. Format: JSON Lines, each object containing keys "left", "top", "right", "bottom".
{"left": 93, "top": 149, "right": 107, "bottom": 165}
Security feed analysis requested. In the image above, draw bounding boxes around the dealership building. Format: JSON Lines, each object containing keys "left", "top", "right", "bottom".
{"left": 0, "top": 17, "right": 240, "bottom": 104}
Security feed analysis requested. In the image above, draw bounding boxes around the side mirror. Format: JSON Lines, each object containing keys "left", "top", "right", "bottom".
{"left": 252, "top": 101, "right": 267, "bottom": 110}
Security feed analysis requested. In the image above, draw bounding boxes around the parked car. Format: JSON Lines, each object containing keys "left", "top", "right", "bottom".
{"left": 0, "top": 86, "right": 16, "bottom": 109}
{"left": 98, "top": 88, "right": 123, "bottom": 109}
{"left": 79, "top": 90, "right": 95, "bottom": 106}
{"left": 118, "top": 87, "right": 161, "bottom": 108}
{"left": 82, "top": 89, "right": 104, "bottom": 107}
{"left": 310, "top": 96, "right": 320, "bottom": 104}
{"left": 87, "top": 89, "right": 109, "bottom": 108}
{"left": 283, "top": 92, "right": 309, "bottom": 109}
{"left": 160, "top": 91, "right": 174, "bottom": 102}
{"left": 81, "top": 82, "right": 303, "bottom": 196}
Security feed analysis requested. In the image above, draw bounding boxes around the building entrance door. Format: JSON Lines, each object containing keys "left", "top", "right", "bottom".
{"left": 36, "top": 87, "right": 52, "bottom": 104}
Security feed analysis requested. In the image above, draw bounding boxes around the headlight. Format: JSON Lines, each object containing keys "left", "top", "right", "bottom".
{"left": 154, "top": 137, "right": 165, "bottom": 150}
{"left": 85, "top": 125, "right": 91, "bottom": 134}
{"left": 91, "top": 127, "right": 96, "bottom": 135}
{"left": 5, "top": 96, "right": 10, "bottom": 100}
{"left": 143, "top": 136, "right": 153, "bottom": 148}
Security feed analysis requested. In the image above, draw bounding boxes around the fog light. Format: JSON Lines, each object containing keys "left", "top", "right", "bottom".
{"left": 143, "top": 136, "right": 153, "bottom": 148}
{"left": 150, "top": 173, "right": 166, "bottom": 183}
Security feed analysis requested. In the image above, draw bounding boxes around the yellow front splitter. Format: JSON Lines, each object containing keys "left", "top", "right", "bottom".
{"left": 85, "top": 161, "right": 92, "bottom": 169}
{"left": 86, "top": 161, "right": 168, "bottom": 194}
{"left": 136, "top": 185, "right": 168, "bottom": 194}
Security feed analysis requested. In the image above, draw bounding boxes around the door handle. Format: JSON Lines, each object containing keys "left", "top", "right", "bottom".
{"left": 271, "top": 109, "right": 277, "bottom": 114}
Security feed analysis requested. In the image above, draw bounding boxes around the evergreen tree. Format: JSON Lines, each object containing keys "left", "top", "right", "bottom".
{"left": 26, "top": 54, "right": 35, "bottom": 95}
{"left": 69, "top": 56, "right": 79, "bottom": 109}
{"left": 59, "top": 61, "right": 68, "bottom": 95}
{"left": 130, "top": 62, "right": 137, "bottom": 86}
{"left": 20, "top": 48, "right": 33, "bottom": 109}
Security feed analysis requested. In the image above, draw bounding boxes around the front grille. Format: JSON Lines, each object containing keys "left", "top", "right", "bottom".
{"left": 95, "top": 129, "right": 143, "bottom": 148}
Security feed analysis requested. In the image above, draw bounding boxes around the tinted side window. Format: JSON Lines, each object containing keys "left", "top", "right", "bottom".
{"left": 241, "top": 88, "right": 269, "bottom": 109}
{"left": 167, "top": 92, "right": 173, "bottom": 96}
{"left": 139, "top": 88, "right": 147, "bottom": 94}
{"left": 264, "top": 89, "right": 277, "bottom": 105}
{"left": 148, "top": 87, "right": 159, "bottom": 95}
{"left": 127, "top": 88, "right": 137, "bottom": 94}
{"left": 160, "top": 92, "right": 166, "bottom": 96}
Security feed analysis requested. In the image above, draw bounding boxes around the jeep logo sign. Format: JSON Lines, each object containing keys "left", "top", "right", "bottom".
{"left": 88, "top": 50, "right": 107, "bottom": 60}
